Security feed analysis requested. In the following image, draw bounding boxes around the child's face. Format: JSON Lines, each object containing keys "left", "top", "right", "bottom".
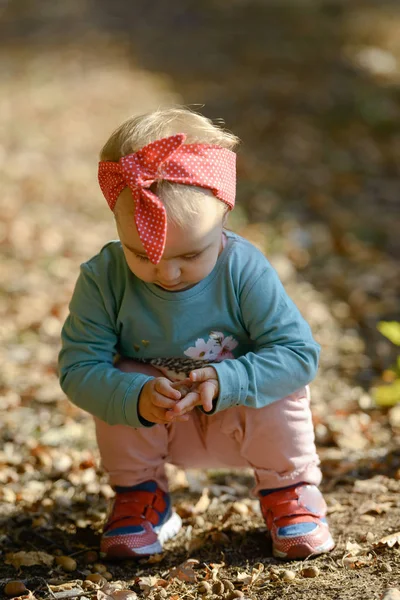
{"left": 115, "top": 190, "right": 226, "bottom": 292}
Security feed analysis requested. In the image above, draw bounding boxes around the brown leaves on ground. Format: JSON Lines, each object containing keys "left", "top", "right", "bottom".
{"left": 1, "top": 2, "right": 400, "bottom": 599}
{"left": 5, "top": 551, "right": 54, "bottom": 569}
{"left": 374, "top": 532, "right": 400, "bottom": 549}
{"left": 98, "top": 584, "right": 139, "bottom": 600}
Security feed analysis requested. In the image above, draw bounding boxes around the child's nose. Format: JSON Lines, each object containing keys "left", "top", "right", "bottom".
{"left": 157, "top": 260, "right": 181, "bottom": 282}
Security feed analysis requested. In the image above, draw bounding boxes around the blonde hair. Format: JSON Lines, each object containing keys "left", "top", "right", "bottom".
{"left": 100, "top": 106, "right": 239, "bottom": 226}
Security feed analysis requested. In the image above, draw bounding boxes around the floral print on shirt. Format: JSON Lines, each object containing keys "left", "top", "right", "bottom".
{"left": 184, "top": 331, "right": 239, "bottom": 362}
{"left": 142, "top": 331, "right": 239, "bottom": 381}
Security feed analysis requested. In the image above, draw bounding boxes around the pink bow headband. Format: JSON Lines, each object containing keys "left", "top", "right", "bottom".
{"left": 98, "top": 133, "right": 236, "bottom": 264}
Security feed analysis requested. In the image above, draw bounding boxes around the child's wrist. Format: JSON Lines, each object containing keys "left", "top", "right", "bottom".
{"left": 137, "top": 381, "right": 153, "bottom": 425}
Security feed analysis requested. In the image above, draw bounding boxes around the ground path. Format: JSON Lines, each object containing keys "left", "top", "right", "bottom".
{"left": 1, "top": 2, "right": 400, "bottom": 598}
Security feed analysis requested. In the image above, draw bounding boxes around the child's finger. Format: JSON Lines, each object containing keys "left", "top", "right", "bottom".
{"left": 172, "top": 390, "right": 201, "bottom": 414}
{"left": 190, "top": 366, "right": 217, "bottom": 382}
{"left": 171, "top": 378, "right": 192, "bottom": 388}
{"left": 171, "top": 379, "right": 192, "bottom": 396}
{"left": 154, "top": 378, "right": 181, "bottom": 400}
{"left": 152, "top": 394, "right": 178, "bottom": 409}
{"left": 148, "top": 406, "right": 176, "bottom": 425}
{"left": 199, "top": 381, "right": 216, "bottom": 412}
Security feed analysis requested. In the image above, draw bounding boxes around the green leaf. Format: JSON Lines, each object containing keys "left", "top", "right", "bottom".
{"left": 377, "top": 321, "right": 400, "bottom": 346}
{"left": 373, "top": 380, "right": 400, "bottom": 407}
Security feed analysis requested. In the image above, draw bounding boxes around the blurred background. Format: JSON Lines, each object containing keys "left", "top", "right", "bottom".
{"left": 0, "top": 0, "right": 400, "bottom": 544}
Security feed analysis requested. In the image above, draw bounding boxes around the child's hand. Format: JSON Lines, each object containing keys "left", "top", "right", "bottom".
{"left": 166, "top": 367, "right": 219, "bottom": 420}
{"left": 138, "top": 377, "right": 189, "bottom": 425}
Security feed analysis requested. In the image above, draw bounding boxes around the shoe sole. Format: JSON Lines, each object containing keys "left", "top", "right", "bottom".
{"left": 157, "top": 510, "right": 182, "bottom": 546}
{"left": 273, "top": 535, "right": 335, "bottom": 560}
{"left": 104, "top": 511, "right": 182, "bottom": 559}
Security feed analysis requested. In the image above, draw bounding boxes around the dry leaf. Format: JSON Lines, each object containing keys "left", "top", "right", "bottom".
{"left": 175, "top": 501, "right": 195, "bottom": 518}
{"left": 53, "top": 589, "right": 84, "bottom": 600}
{"left": 143, "top": 553, "right": 165, "bottom": 564}
{"left": 49, "top": 584, "right": 80, "bottom": 593}
{"left": 236, "top": 571, "right": 251, "bottom": 584}
{"left": 343, "top": 554, "right": 374, "bottom": 569}
{"left": 231, "top": 501, "right": 249, "bottom": 516}
{"left": 249, "top": 563, "right": 265, "bottom": 586}
{"left": 9, "top": 592, "right": 36, "bottom": 600}
{"left": 98, "top": 590, "right": 138, "bottom": 600}
{"left": 360, "top": 514, "right": 376, "bottom": 524}
{"left": 136, "top": 576, "right": 167, "bottom": 596}
{"left": 5, "top": 550, "right": 54, "bottom": 568}
{"left": 186, "top": 558, "right": 201, "bottom": 568}
{"left": 345, "top": 541, "right": 363, "bottom": 555}
{"left": 353, "top": 480, "right": 388, "bottom": 494}
{"left": 169, "top": 560, "right": 197, "bottom": 583}
{"left": 343, "top": 539, "right": 375, "bottom": 569}
{"left": 373, "top": 532, "right": 400, "bottom": 549}
{"left": 136, "top": 576, "right": 160, "bottom": 589}
{"left": 193, "top": 488, "right": 210, "bottom": 514}
{"left": 236, "top": 563, "right": 264, "bottom": 588}
{"left": 358, "top": 501, "right": 392, "bottom": 515}
{"left": 327, "top": 502, "right": 347, "bottom": 514}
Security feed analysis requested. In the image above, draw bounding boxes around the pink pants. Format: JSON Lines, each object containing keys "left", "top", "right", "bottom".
{"left": 95, "top": 361, "right": 322, "bottom": 496}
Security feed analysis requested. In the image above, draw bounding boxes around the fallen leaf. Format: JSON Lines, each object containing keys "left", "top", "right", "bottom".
{"left": 373, "top": 532, "right": 400, "bottom": 549}
{"left": 5, "top": 551, "right": 54, "bottom": 568}
{"left": 354, "top": 480, "right": 388, "bottom": 494}
{"left": 10, "top": 593, "right": 36, "bottom": 600}
{"left": 175, "top": 501, "right": 195, "bottom": 518}
{"left": 231, "top": 502, "right": 249, "bottom": 516}
{"left": 185, "top": 558, "right": 201, "bottom": 568}
{"left": 236, "top": 564, "right": 264, "bottom": 588}
{"left": 358, "top": 501, "right": 392, "bottom": 515}
{"left": 193, "top": 488, "right": 210, "bottom": 514}
{"left": 143, "top": 553, "right": 165, "bottom": 564}
{"left": 343, "top": 554, "right": 375, "bottom": 569}
{"left": 53, "top": 589, "right": 84, "bottom": 600}
{"left": 98, "top": 590, "right": 138, "bottom": 600}
{"left": 136, "top": 576, "right": 160, "bottom": 588}
{"left": 49, "top": 584, "right": 80, "bottom": 593}
{"left": 326, "top": 502, "right": 347, "bottom": 514}
{"left": 360, "top": 514, "right": 376, "bottom": 524}
{"left": 345, "top": 541, "right": 363, "bottom": 555}
{"left": 236, "top": 571, "right": 251, "bottom": 585}
{"left": 135, "top": 576, "right": 167, "bottom": 595}
{"left": 377, "top": 322, "right": 400, "bottom": 346}
{"left": 249, "top": 563, "right": 265, "bottom": 586}
{"left": 169, "top": 560, "right": 197, "bottom": 583}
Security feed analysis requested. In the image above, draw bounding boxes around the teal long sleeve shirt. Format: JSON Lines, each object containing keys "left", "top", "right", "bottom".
{"left": 58, "top": 231, "right": 320, "bottom": 428}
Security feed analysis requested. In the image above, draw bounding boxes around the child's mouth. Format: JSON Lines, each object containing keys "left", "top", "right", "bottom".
{"left": 157, "top": 282, "right": 183, "bottom": 290}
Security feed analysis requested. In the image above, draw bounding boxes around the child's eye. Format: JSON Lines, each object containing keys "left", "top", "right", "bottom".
{"left": 135, "top": 254, "right": 149, "bottom": 262}
{"left": 184, "top": 253, "right": 201, "bottom": 261}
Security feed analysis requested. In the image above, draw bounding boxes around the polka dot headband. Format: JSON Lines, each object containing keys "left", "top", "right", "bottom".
{"left": 98, "top": 133, "right": 236, "bottom": 264}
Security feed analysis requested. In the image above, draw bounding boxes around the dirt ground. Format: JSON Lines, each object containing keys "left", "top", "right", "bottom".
{"left": 1, "top": 1, "right": 400, "bottom": 599}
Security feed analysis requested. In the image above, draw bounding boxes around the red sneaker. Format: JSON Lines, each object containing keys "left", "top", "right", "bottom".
{"left": 101, "top": 481, "right": 181, "bottom": 559}
{"left": 259, "top": 484, "right": 335, "bottom": 559}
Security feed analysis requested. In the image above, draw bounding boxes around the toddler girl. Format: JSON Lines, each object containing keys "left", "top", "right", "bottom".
{"left": 59, "top": 107, "right": 334, "bottom": 561}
